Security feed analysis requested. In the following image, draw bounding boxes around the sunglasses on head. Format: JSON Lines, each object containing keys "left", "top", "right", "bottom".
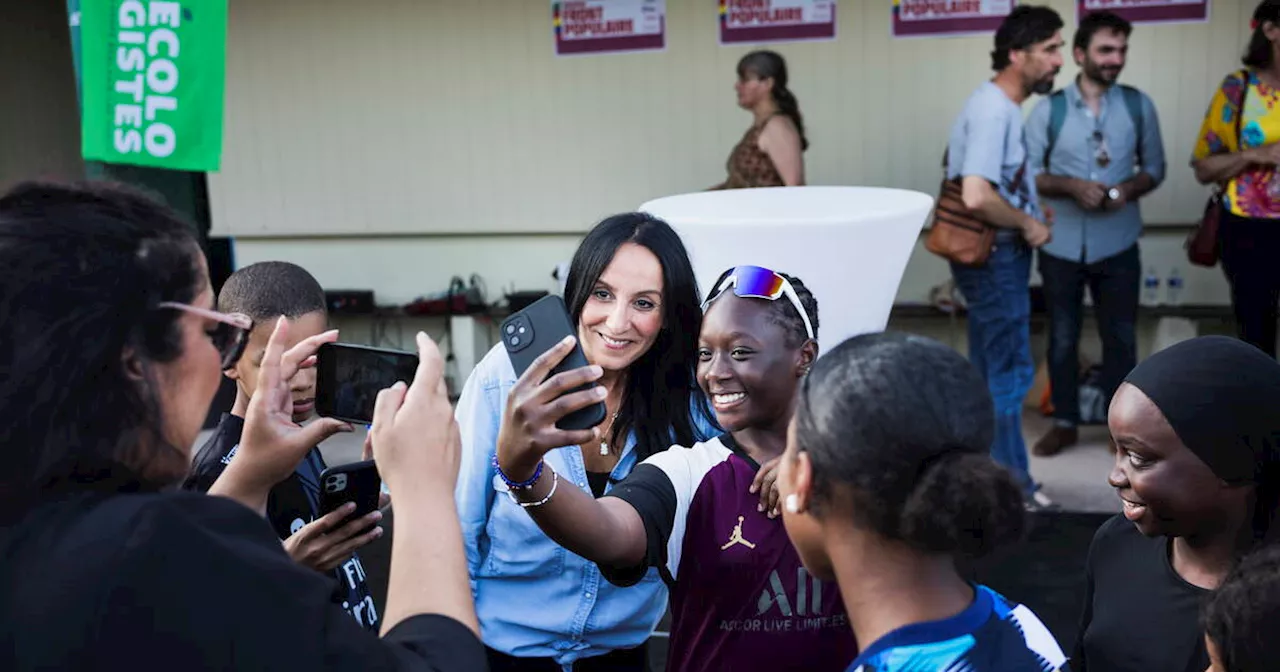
{"left": 156, "top": 301, "right": 254, "bottom": 369}
{"left": 703, "top": 265, "right": 815, "bottom": 341}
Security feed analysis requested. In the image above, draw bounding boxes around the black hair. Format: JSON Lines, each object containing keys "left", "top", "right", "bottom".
{"left": 1203, "top": 544, "right": 1280, "bottom": 672}
{"left": 1073, "top": 10, "right": 1132, "bottom": 52}
{"left": 218, "top": 261, "right": 327, "bottom": 324}
{"left": 991, "top": 5, "right": 1064, "bottom": 71}
{"left": 794, "top": 332, "right": 1026, "bottom": 558}
{"left": 707, "top": 267, "right": 818, "bottom": 348}
{"left": 0, "top": 181, "right": 202, "bottom": 509}
{"left": 1244, "top": 1, "right": 1280, "bottom": 69}
{"left": 737, "top": 50, "right": 809, "bottom": 152}
{"left": 563, "top": 212, "right": 707, "bottom": 460}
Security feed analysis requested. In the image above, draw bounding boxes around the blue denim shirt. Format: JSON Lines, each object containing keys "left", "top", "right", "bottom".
{"left": 1026, "top": 80, "right": 1166, "bottom": 264}
{"left": 453, "top": 343, "right": 719, "bottom": 670}
{"left": 947, "top": 81, "right": 1044, "bottom": 243}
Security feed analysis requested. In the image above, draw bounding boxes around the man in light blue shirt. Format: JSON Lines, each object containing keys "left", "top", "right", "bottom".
{"left": 946, "top": 5, "right": 1062, "bottom": 510}
{"left": 1025, "top": 11, "right": 1166, "bottom": 458}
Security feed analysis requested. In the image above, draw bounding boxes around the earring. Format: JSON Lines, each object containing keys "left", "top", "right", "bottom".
{"left": 785, "top": 493, "right": 801, "bottom": 514}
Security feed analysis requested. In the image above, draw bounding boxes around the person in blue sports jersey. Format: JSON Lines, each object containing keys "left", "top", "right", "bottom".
{"left": 775, "top": 332, "right": 1069, "bottom": 672}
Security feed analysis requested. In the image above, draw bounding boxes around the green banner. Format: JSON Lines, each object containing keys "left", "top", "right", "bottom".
{"left": 80, "top": 1, "right": 227, "bottom": 172}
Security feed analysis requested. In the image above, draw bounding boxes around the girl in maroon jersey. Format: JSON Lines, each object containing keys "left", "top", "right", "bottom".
{"left": 492, "top": 266, "right": 855, "bottom": 672}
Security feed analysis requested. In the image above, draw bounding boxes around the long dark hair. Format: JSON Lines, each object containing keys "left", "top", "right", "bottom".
{"left": 564, "top": 212, "right": 707, "bottom": 460}
{"left": 794, "top": 332, "right": 1025, "bottom": 559}
{"left": 737, "top": 50, "right": 808, "bottom": 151}
{"left": 1244, "top": 1, "right": 1280, "bottom": 69}
{"left": 0, "top": 181, "right": 201, "bottom": 510}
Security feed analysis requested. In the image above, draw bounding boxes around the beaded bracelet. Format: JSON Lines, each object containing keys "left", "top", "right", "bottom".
{"left": 492, "top": 453, "right": 543, "bottom": 490}
{"left": 509, "top": 469, "right": 558, "bottom": 509}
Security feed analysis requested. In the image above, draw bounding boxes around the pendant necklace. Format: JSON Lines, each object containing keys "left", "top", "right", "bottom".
{"left": 599, "top": 412, "right": 620, "bottom": 456}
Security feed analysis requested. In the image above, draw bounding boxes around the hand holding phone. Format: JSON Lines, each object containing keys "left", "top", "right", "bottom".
{"left": 317, "top": 459, "right": 384, "bottom": 532}
{"left": 285, "top": 499, "right": 383, "bottom": 573}
{"left": 500, "top": 295, "right": 607, "bottom": 432}
{"left": 220, "top": 319, "right": 353, "bottom": 512}
{"left": 495, "top": 296, "right": 610, "bottom": 481}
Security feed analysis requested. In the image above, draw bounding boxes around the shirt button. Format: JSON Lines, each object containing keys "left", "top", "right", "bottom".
{"left": 585, "top": 592, "right": 593, "bottom": 599}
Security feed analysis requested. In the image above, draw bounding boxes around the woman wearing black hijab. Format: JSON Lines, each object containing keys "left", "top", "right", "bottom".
{"left": 1072, "top": 335, "right": 1280, "bottom": 672}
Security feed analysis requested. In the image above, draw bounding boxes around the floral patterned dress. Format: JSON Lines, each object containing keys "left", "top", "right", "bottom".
{"left": 1193, "top": 69, "right": 1280, "bottom": 218}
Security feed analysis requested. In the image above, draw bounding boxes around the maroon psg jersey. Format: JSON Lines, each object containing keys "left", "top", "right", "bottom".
{"left": 605, "top": 434, "right": 855, "bottom": 671}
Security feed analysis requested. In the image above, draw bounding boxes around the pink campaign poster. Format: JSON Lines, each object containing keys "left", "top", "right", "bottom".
{"left": 892, "top": 0, "right": 1016, "bottom": 38}
{"left": 1078, "top": 0, "right": 1209, "bottom": 25}
{"left": 719, "top": 0, "right": 837, "bottom": 45}
{"left": 552, "top": 0, "right": 666, "bottom": 56}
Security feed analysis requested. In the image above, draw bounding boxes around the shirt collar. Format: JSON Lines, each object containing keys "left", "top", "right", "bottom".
{"left": 1067, "top": 76, "right": 1120, "bottom": 108}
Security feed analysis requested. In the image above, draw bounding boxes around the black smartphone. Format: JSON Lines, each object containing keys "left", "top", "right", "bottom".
{"left": 317, "top": 459, "right": 382, "bottom": 534}
{"left": 315, "top": 343, "right": 419, "bottom": 425}
{"left": 500, "top": 294, "right": 607, "bottom": 431}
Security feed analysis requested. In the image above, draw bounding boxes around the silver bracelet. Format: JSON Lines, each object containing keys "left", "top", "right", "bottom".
{"left": 509, "top": 469, "right": 558, "bottom": 508}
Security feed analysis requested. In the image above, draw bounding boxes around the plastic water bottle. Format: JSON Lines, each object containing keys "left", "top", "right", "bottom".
{"left": 1142, "top": 266, "right": 1161, "bottom": 307}
{"left": 1166, "top": 267, "right": 1184, "bottom": 307}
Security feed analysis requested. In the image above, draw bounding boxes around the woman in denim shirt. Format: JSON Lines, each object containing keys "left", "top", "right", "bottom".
{"left": 454, "top": 212, "right": 719, "bottom": 672}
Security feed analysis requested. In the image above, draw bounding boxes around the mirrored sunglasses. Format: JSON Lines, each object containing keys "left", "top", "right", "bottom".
{"left": 703, "top": 265, "right": 815, "bottom": 341}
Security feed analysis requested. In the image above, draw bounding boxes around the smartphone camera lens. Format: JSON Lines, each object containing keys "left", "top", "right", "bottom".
{"left": 503, "top": 317, "right": 533, "bottom": 353}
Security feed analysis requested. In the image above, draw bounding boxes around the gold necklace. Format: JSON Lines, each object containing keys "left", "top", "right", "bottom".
{"left": 599, "top": 412, "right": 620, "bottom": 456}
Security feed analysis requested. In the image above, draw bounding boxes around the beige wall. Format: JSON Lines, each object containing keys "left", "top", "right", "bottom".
{"left": 0, "top": 0, "right": 82, "bottom": 192}
{"left": 214, "top": 0, "right": 1255, "bottom": 308}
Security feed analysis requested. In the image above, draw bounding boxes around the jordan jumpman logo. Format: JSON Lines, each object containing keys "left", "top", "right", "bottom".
{"left": 721, "top": 515, "right": 757, "bottom": 550}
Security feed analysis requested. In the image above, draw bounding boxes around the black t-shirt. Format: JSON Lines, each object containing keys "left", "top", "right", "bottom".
{"left": 0, "top": 490, "right": 482, "bottom": 671}
{"left": 1072, "top": 515, "right": 1210, "bottom": 672}
{"left": 184, "top": 413, "right": 380, "bottom": 632}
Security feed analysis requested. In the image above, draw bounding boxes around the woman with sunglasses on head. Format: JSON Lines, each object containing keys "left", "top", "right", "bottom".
{"left": 1072, "top": 335, "right": 1280, "bottom": 672}
{"left": 774, "top": 331, "right": 1067, "bottom": 672}
{"left": 494, "top": 266, "right": 854, "bottom": 672}
{"left": 0, "top": 181, "right": 484, "bottom": 670}
{"left": 454, "top": 212, "right": 720, "bottom": 672}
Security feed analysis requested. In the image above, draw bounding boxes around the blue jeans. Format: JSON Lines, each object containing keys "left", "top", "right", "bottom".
{"left": 951, "top": 242, "right": 1037, "bottom": 496}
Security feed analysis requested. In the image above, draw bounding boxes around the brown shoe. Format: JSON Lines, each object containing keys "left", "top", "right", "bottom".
{"left": 1032, "top": 426, "right": 1078, "bottom": 457}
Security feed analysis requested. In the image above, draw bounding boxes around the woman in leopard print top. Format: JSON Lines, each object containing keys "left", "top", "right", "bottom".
{"left": 712, "top": 50, "right": 808, "bottom": 190}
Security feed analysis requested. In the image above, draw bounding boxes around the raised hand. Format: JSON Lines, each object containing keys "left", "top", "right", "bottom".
{"left": 238, "top": 317, "right": 352, "bottom": 489}
{"left": 495, "top": 336, "right": 606, "bottom": 482}
{"left": 368, "top": 332, "right": 462, "bottom": 497}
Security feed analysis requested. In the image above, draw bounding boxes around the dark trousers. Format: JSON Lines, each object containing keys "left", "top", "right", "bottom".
{"left": 485, "top": 645, "right": 649, "bottom": 672}
{"left": 1037, "top": 244, "right": 1140, "bottom": 424}
{"left": 1221, "top": 209, "right": 1280, "bottom": 358}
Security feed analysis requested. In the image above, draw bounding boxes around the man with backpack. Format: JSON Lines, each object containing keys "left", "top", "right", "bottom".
{"left": 1025, "top": 10, "right": 1166, "bottom": 458}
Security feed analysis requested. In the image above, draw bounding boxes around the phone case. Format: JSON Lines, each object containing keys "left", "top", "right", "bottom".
{"left": 317, "top": 459, "right": 382, "bottom": 533}
{"left": 500, "top": 295, "right": 607, "bottom": 431}
{"left": 314, "top": 343, "right": 419, "bottom": 425}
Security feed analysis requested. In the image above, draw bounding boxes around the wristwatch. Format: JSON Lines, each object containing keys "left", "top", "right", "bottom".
{"left": 1107, "top": 187, "right": 1122, "bottom": 201}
